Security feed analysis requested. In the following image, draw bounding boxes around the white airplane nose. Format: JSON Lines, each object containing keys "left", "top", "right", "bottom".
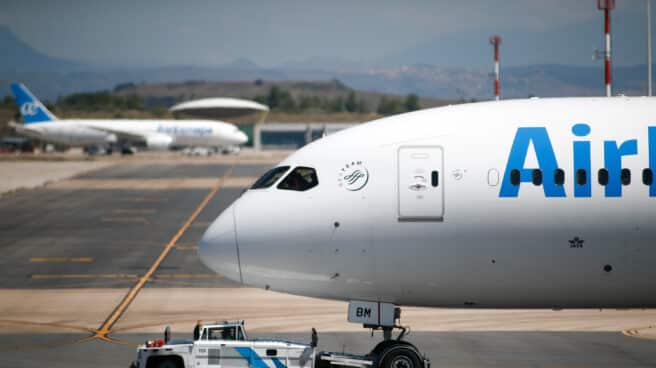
{"left": 236, "top": 131, "right": 248, "bottom": 145}
{"left": 199, "top": 204, "right": 242, "bottom": 283}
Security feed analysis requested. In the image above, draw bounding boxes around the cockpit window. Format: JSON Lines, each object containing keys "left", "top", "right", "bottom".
{"left": 277, "top": 167, "right": 318, "bottom": 191}
{"left": 251, "top": 166, "right": 290, "bottom": 189}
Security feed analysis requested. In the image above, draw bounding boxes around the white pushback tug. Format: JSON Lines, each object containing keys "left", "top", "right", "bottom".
{"left": 131, "top": 317, "right": 429, "bottom": 368}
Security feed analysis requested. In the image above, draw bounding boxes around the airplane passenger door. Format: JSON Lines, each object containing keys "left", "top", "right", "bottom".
{"left": 398, "top": 146, "right": 444, "bottom": 221}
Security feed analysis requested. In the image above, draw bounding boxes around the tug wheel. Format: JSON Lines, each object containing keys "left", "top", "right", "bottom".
{"left": 378, "top": 344, "right": 423, "bottom": 368}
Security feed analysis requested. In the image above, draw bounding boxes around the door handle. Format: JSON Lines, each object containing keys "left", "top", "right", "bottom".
{"left": 409, "top": 182, "right": 427, "bottom": 191}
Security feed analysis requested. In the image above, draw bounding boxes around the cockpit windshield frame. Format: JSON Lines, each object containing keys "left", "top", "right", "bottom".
{"left": 250, "top": 166, "right": 290, "bottom": 189}
{"left": 277, "top": 166, "right": 319, "bottom": 192}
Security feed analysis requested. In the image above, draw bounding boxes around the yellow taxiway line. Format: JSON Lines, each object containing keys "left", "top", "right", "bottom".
{"left": 174, "top": 244, "right": 199, "bottom": 250}
{"left": 101, "top": 216, "right": 150, "bottom": 224}
{"left": 29, "top": 273, "right": 220, "bottom": 280}
{"left": 29, "top": 257, "right": 94, "bottom": 263}
{"left": 120, "top": 196, "right": 168, "bottom": 203}
{"left": 93, "top": 161, "right": 236, "bottom": 339}
{"left": 622, "top": 324, "right": 656, "bottom": 340}
{"left": 30, "top": 274, "right": 137, "bottom": 279}
{"left": 112, "top": 209, "right": 157, "bottom": 214}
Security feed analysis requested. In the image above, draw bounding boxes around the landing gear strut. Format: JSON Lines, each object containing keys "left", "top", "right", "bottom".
{"left": 365, "top": 306, "right": 408, "bottom": 341}
{"left": 348, "top": 302, "right": 428, "bottom": 368}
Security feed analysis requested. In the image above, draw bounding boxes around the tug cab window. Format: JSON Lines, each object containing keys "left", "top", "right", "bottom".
{"left": 278, "top": 167, "right": 319, "bottom": 191}
{"left": 251, "top": 166, "right": 290, "bottom": 189}
{"left": 202, "top": 326, "right": 245, "bottom": 341}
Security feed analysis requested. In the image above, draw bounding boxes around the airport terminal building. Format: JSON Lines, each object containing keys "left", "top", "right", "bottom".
{"left": 170, "top": 98, "right": 358, "bottom": 150}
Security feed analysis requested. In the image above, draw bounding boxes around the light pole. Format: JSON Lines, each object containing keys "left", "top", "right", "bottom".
{"left": 489, "top": 35, "right": 502, "bottom": 101}
{"left": 598, "top": 0, "right": 615, "bottom": 97}
{"left": 648, "top": 0, "right": 653, "bottom": 96}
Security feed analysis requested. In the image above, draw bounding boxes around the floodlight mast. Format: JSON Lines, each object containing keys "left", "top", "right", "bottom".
{"left": 648, "top": 0, "right": 653, "bottom": 96}
{"left": 598, "top": 0, "right": 615, "bottom": 97}
{"left": 489, "top": 35, "right": 502, "bottom": 101}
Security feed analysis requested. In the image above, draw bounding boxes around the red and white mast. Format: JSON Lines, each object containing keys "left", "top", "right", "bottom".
{"left": 648, "top": 0, "right": 653, "bottom": 96}
{"left": 598, "top": 0, "right": 615, "bottom": 97}
{"left": 489, "top": 35, "right": 502, "bottom": 101}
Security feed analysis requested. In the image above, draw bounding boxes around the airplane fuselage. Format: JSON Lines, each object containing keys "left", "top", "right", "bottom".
{"left": 15, "top": 120, "right": 114, "bottom": 146}
{"left": 16, "top": 119, "right": 246, "bottom": 148}
{"left": 200, "top": 97, "right": 656, "bottom": 309}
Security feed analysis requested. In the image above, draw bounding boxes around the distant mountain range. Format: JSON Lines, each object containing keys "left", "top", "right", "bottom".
{"left": 0, "top": 25, "right": 81, "bottom": 73}
{"left": 0, "top": 26, "right": 652, "bottom": 101}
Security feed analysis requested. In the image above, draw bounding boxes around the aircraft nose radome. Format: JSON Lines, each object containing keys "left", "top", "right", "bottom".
{"left": 198, "top": 205, "right": 242, "bottom": 283}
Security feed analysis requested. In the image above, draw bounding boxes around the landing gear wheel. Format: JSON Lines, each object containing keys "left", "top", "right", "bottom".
{"left": 377, "top": 343, "right": 423, "bottom": 368}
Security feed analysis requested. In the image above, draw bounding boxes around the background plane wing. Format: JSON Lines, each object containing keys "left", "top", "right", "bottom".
{"left": 86, "top": 125, "right": 147, "bottom": 141}
{"left": 88, "top": 125, "right": 173, "bottom": 149}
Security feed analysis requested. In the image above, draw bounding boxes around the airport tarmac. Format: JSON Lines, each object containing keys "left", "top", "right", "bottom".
{"left": 0, "top": 154, "right": 655, "bottom": 367}
{"left": 1, "top": 331, "right": 656, "bottom": 368}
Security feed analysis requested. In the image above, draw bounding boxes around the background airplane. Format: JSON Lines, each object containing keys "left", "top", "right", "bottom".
{"left": 9, "top": 83, "right": 248, "bottom": 151}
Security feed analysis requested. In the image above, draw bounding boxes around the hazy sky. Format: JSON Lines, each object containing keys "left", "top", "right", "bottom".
{"left": 1, "top": 0, "right": 654, "bottom": 68}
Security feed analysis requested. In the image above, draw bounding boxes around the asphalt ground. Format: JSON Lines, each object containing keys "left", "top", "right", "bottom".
{"left": 0, "top": 158, "right": 654, "bottom": 367}
{"left": 76, "top": 163, "right": 270, "bottom": 180}
{"left": 0, "top": 162, "right": 272, "bottom": 288}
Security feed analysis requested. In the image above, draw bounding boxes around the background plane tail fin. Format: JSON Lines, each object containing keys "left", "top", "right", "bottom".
{"left": 10, "top": 83, "right": 58, "bottom": 124}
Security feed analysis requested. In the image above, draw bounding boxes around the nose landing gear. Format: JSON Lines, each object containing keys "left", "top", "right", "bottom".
{"left": 347, "top": 301, "right": 429, "bottom": 368}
